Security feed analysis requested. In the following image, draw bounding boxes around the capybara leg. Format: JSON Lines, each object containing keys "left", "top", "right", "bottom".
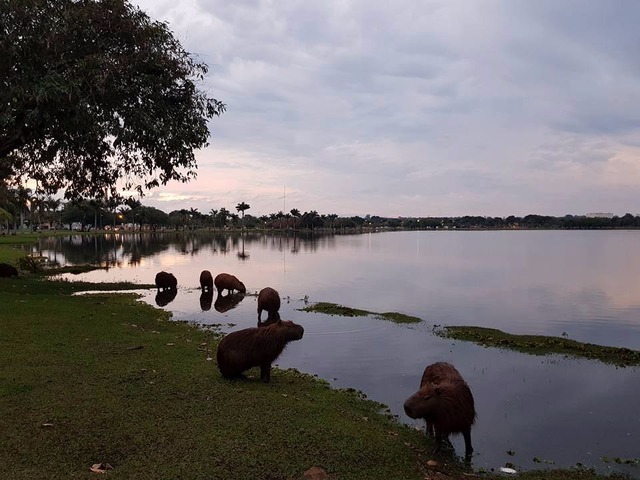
{"left": 462, "top": 428, "right": 473, "bottom": 456}
{"left": 434, "top": 431, "right": 445, "bottom": 453}
{"left": 258, "top": 310, "right": 263, "bottom": 322}
{"left": 260, "top": 363, "right": 271, "bottom": 383}
{"left": 426, "top": 420, "right": 435, "bottom": 437}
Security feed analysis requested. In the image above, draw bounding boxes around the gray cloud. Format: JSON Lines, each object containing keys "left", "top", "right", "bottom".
{"left": 131, "top": 0, "right": 640, "bottom": 216}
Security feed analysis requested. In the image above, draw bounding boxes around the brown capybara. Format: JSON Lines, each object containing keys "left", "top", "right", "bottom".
{"left": 403, "top": 362, "right": 476, "bottom": 457}
{"left": 216, "top": 319, "right": 304, "bottom": 382}
{"left": 0, "top": 263, "right": 18, "bottom": 278}
{"left": 200, "top": 270, "right": 213, "bottom": 291}
{"left": 257, "top": 287, "right": 281, "bottom": 325}
{"left": 155, "top": 271, "right": 177, "bottom": 291}
{"left": 214, "top": 272, "right": 246, "bottom": 295}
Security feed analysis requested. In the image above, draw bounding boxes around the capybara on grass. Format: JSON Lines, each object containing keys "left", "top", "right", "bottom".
{"left": 403, "top": 362, "right": 476, "bottom": 457}
{"left": 155, "top": 271, "right": 177, "bottom": 290}
{"left": 257, "top": 287, "right": 281, "bottom": 325}
{"left": 214, "top": 272, "right": 246, "bottom": 295}
{"left": 0, "top": 263, "right": 18, "bottom": 278}
{"left": 200, "top": 270, "right": 213, "bottom": 291}
{"left": 217, "top": 319, "right": 304, "bottom": 382}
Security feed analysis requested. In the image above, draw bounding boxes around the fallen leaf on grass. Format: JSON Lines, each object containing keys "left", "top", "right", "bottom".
{"left": 90, "top": 463, "right": 113, "bottom": 474}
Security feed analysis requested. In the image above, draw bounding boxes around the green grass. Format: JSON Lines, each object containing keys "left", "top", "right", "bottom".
{"left": 299, "top": 301, "right": 422, "bottom": 324}
{"left": 0, "top": 276, "right": 442, "bottom": 480}
{"left": 434, "top": 325, "right": 640, "bottom": 367}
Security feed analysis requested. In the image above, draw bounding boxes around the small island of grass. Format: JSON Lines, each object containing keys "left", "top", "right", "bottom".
{"left": 299, "top": 301, "right": 422, "bottom": 324}
{"left": 434, "top": 325, "right": 640, "bottom": 367}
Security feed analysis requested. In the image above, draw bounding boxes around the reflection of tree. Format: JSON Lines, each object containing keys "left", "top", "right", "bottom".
{"left": 33, "top": 231, "right": 334, "bottom": 268}
{"left": 237, "top": 231, "right": 250, "bottom": 260}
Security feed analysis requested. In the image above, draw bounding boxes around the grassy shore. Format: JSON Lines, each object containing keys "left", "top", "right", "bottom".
{"left": 0, "top": 275, "right": 443, "bottom": 480}
{"left": 0, "top": 238, "right": 633, "bottom": 479}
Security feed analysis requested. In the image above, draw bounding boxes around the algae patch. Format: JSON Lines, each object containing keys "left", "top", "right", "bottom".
{"left": 434, "top": 325, "right": 640, "bottom": 367}
{"left": 300, "top": 302, "right": 421, "bottom": 324}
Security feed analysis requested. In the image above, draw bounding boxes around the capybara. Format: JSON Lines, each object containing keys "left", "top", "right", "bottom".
{"left": 214, "top": 272, "right": 246, "bottom": 295}
{"left": 214, "top": 292, "right": 245, "bottom": 313}
{"left": 200, "top": 270, "right": 213, "bottom": 291}
{"left": 216, "top": 319, "right": 304, "bottom": 382}
{"left": 0, "top": 263, "right": 18, "bottom": 278}
{"left": 403, "top": 362, "right": 476, "bottom": 457}
{"left": 155, "top": 271, "right": 177, "bottom": 290}
{"left": 257, "top": 287, "right": 281, "bottom": 325}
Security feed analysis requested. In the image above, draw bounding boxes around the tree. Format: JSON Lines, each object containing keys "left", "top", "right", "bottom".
{"left": 236, "top": 202, "right": 250, "bottom": 231}
{"left": 1, "top": 0, "right": 225, "bottom": 201}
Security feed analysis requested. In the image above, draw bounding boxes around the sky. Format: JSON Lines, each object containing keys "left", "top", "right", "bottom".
{"left": 129, "top": 0, "right": 640, "bottom": 218}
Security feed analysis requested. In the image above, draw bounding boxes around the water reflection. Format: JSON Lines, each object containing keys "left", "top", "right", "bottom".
{"left": 214, "top": 292, "right": 246, "bottom": 313}
{"left": 197, "top": 291, "right": 212, "bottom": 311}
{"left": 155, "top": 288, "right": 177, "bottom": 307}
{"left": 32, "top": 231, "right": 329, "bottom": 268}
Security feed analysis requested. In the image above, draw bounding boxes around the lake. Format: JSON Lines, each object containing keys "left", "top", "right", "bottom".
{"left": 32, "top": 229, "right": 640, "bottom": 477}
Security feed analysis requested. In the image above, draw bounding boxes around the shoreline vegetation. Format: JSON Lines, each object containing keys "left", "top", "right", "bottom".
{"left": 434, "top": 326, "right": 640, "bottom": 368}
{"left": 0, "top": 235, "right": 634, "bottom": 479}
{"left": 299, "top": 301, "right": 422, "bottom": 324}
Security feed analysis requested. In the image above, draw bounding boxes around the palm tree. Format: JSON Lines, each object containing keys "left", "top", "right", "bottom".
{"left": 0, "top": 207, "right": 12, "bottom": 231}
{"left": 236, "top": 202, "right": 250, "bottom": 231}
{"left": 209, "top": 209, "right": 218, "bottom": 230}
{"left": 290, "top": 208, "right": 301, "bottom": 233}
{"left": 218, "top": 208, "right": 230, "bottom": 229}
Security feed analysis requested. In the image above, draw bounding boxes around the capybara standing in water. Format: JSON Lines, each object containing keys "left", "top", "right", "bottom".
{"left": 0, "top": 263, "right": 18, "bottom": 278}
{"left": 200, "top": 270, "right": 213, "bottom": 291}
{"left": 403, "top": 362, "right": 476, "bottom": 457}
{"left": 257, "top": 287, "right": 281, "bottom": 326}
{"left": 155, "top": 271, "right": 177, "bottom": 291}
{"left": 214, "top": 272, "right": 246, "bottom": 295}
{"left": 217, "top": 319, "right": 304, "bottom": 382}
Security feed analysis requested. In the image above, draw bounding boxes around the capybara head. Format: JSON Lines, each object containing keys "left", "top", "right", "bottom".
{"left": 0, "top": 263, "right": 19, "bottom": 278}
{"left": 200, "top": 270, "right": 213, "bottom": 291}
{"left": 155, "top": 271, "right": 177, "bottom": 290}
{"left": 277, "top": 319, "right": 304, "bottom": 342}
{"left": 257, "top": 287, "right": 281, "bottom": 323}
{"left": 216, "top": 319, "right": 304, "bottom": 382}
{"left": 420, "top": 362, "right": 464, "bottom": 388}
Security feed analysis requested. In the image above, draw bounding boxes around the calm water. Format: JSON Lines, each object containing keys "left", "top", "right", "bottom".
{"left": 34, "top": 230, "right": 640, "bottom": 476}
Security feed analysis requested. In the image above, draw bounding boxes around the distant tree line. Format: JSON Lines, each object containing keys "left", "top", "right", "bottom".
{"left": 1, "top": 186, "right": 639, "bottom": 233}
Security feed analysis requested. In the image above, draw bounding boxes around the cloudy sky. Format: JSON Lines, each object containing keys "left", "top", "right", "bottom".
{"left": 130, "top": 0, "right": 640, "bottom": 218}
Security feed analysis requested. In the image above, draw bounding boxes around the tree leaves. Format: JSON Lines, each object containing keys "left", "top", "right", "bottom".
{"left": 0, "top": 0, "right": 225, "bottom": 200}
